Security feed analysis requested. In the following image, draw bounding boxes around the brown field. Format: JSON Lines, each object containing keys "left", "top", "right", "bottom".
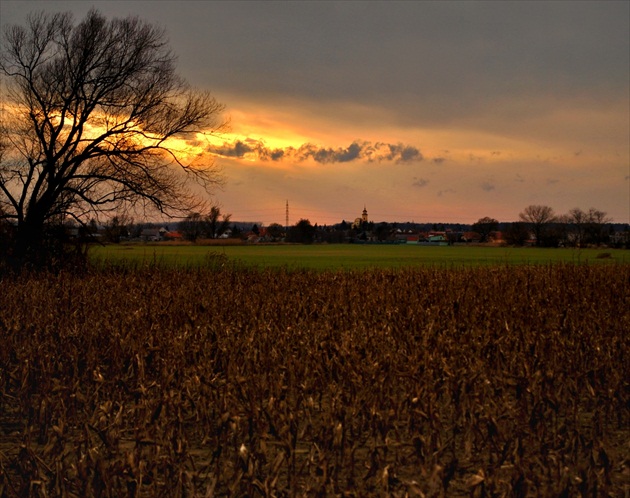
{"left": 0, "top": 264, "right": 628, "bottom": 497}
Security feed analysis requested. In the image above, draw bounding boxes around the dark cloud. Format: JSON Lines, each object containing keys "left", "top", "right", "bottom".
{"left": 412, "top": 178, "right": 429, "bottom": 188}
{"left": 481, "top": 181, "right": 496, "bottom": 192}
{"left": 209, "top": 140, "right": 256, "bottom": 158}
{"left": 258, "top": 146, "right": 286, "bottom": 161}
{"left": 207, "top": 139, "right": 423, "bottom": 164}
{"left": 324, "top": 142, "right": 361, "bottom": 162}
{"left": 4, "top": 1, "right": 627, "bottom": 138}
{"left": 269, "top": 149, "right": 285, "bottom": 160}
{"left": 383, "top": 143, "right": 422, "bottom": 163}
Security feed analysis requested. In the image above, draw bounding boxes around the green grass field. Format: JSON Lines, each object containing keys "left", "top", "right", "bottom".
{"left": 90, "top": 243, "right": 630, "bottom": 269}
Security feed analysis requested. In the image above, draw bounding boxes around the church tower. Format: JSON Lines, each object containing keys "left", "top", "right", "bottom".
{"left": 362, "top": 205, "right": 368, "bottom": 223}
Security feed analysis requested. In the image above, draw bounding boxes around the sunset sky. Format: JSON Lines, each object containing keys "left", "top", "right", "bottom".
{"left": 2, "top": 1, "right": 629, "bottom": 225}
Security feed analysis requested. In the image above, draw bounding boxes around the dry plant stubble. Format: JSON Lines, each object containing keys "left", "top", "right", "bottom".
{"left": 0, "top": 264, "right": 628, "bottom": 496}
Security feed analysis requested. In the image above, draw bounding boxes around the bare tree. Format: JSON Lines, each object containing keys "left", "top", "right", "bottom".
{"left": 519, "top": 205, "right": 556, "bottom": 246}
{"left": 180, "top": 212, "right": 206, "bottom": 242}
{"left": 0, "top": 10, "right": 225, "bottom": 267}
{"left": 103, "top": 213, "right": 134, "bottom": 244}
{"left": 567, "top": 207, "right": 612, "bottom": 246}
{"left": 179, "top": 206, "right": 231, "bottom": 242}
{"left": 568, "top": 207, "right": 588, "bottom": 247}
{"left": 205, "top": 205, "right": 231, "bottom": 239}
{"left": 585, "top": 208, "right": 612, "bottom": 245}
{"left": 471, "top": 216, "right": 499, "bottom": 243}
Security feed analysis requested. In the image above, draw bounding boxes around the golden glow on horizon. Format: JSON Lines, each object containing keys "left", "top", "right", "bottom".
{"left": 1, "top": 101, "right": 217, "bottom": 164}
{"left": 4, "top": 99, "right": 608, "bottom": 171}
{"left": 227, "top": 107, "right": 320, "bottom": 146}
{"left": 215, "top": 102, "right": 556, "bottom": 167}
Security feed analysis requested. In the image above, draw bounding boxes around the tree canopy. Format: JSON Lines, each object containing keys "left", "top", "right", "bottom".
{"left": 471, "top": 216, "right": 499, "bottom": 243}
{"left": 0, "top": 9, "right": 225, "bottom": 269}
{"left": 287, "top": 219, "right": 316, "bottom": 244}
{"left": 519, "top": 205, "right": 556, "bottom": 247}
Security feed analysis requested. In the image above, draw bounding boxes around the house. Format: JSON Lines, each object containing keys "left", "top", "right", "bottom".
{"left": 163, "top": 231, "right": 183, "bottom": 241}
{"left": 488, "top": 231, "right": 503, "bottom": 244}
{"left": 140, "top": 227, "right": 168, "bottom": 241}
{"left": 394, "top": 229, "right": 418, "bottom": 244}
{"left": 461, "top": 231, "right": 482, "bottom": 243}
{"left": 418, "top": 232, "right": 449, "bottom": 246}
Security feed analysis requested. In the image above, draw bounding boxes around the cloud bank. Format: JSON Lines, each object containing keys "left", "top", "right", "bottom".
{"left": 207, "top": 139, "right": 423, "bottom": 164}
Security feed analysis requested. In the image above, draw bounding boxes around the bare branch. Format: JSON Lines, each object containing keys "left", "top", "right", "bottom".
{"left": 1, "top": 9, "right": 226, "bottom": 265}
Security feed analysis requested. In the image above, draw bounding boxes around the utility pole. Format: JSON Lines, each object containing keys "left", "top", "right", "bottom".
{"left": 285, "top": 200, "right": 289, "bottom": 232}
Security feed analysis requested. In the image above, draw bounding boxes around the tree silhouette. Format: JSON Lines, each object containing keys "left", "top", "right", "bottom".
{"left": 205, "top": 205, "right": 231, "bottom": 239}
{"left": 0, "top": 9, "right": 224, "bottom": 268}
{"left": 266, "top": 223, "right": 285, "bottom": 241}
{"left": 287, "top": 219, "right": 316, "bottom": 244}
{"left": 471, "top": 216, "right": 499, "bottom": 243}
{"left": 504, "top": 222, "right": 530, "bottom": 246}
{"left": 519, "top": 205, "right": 556, "bottom": 247}
{"left": 180, "top": 213, "right": 206, "bottom": 242}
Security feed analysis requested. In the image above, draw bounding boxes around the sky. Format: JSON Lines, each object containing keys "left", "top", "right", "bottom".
{"left": 1, "top": 1, "right": 629, "bottom": 225}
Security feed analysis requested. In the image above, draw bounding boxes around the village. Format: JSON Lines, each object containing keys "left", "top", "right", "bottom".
{"left": 87, "top": 205, "right": 629, "bottom": 249}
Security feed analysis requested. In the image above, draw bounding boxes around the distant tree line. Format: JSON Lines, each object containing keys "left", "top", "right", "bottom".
{"left": 503, "top": 205, "right": 618, "bottom": 248}
{"left": 180, "top": 206, "right": 232, "bottom": 242}
{"left": 3, "top": 201, "right": 626, "bottom": 274}
{"left": 272, "top": 204, "right": 627, "bottom": 248}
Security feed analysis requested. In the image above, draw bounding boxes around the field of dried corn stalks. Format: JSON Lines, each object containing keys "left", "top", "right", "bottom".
{"left": 0, "top": 263, "right": 628, "bottom": 497}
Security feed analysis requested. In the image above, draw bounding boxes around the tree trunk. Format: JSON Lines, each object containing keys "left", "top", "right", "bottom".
{"left": 11, "top": 218, "right": 47, "bottom": 270}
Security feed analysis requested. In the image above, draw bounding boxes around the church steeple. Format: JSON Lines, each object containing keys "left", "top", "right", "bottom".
{"left": 362, "top": 205, "right": 368, "bottom": 223}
